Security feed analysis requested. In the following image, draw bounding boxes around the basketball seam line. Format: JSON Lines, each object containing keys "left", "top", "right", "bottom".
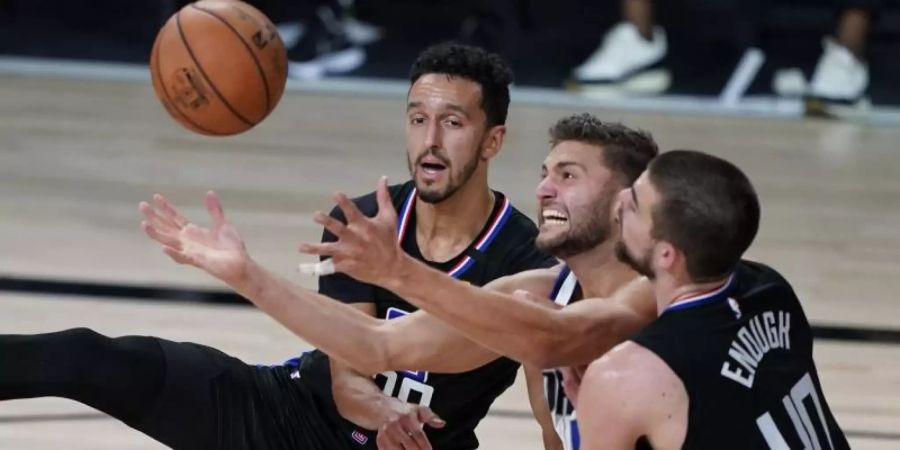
{"left": 152, "top": 33, "right": 222, "bottom": 136}
{"left": 175, "top": 10, "right": 255, "bottom": 128}
{"left": 190, "top": 3, "right": 272, "bottom": 115}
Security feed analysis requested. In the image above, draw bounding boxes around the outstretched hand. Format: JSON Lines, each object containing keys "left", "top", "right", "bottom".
{"left": 299, "top": 176, "right": 407, "bottom": 285}
{"left": 376, "top": 403, "right": 445, "bottom": 450}
{"left": 139, "top": 191, "right": 250, "bottom": 284}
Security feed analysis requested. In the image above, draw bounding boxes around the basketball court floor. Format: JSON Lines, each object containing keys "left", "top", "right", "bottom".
{"left": 0, "top": 67, "right": 899, "bottom": 449}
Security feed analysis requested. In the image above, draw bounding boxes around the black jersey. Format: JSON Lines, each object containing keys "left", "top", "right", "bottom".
{"left": 630, "top": 260, "right": 849, "bottom": 450}
{"left": 296, "top": 181, "right": 557, "bottom": 450}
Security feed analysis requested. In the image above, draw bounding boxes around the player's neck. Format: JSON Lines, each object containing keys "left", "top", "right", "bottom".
{"left": 655, "top": 271, "right": 731, "bottom": 315}
{"left": 414, "top": 180, "right": 495, "bottom": 263}
{"left": 565, "top": 241, "right": 638, "bottom": 298}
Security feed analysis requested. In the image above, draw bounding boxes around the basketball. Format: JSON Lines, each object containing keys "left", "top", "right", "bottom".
{"left": 149, "top": 0, "right": 288, "bottom": 136}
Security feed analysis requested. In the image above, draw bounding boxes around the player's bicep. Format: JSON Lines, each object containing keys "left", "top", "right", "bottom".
{"left": 379, "top": 311, "right": 500, "bottom": 373}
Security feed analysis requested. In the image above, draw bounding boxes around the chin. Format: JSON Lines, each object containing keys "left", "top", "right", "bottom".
{"left": 535, "top": 234, "right": 565, "bottom": 254}
{"left": 417, "top": 186, "right": 452, "bottom": 204}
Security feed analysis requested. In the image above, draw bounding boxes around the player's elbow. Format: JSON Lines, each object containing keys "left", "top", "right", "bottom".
{"left": 358, "top": 323, "right": 419, "bottom": 375}
{"left": 338, "top": 349, "right": 389, "bottom": 376}
{"left": 521, "top": 330, "right": 571, "bottom": 369}
{"left": 524, "top": 344, "right": 558, "bottom": 369}
{"left": 341, "top": 327, "right": 394, "bottom": 375}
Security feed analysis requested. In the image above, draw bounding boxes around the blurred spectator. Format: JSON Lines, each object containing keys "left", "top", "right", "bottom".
{"left": 569, "top": 0, "right": 880, "bottom": 105}
{"left": 572, "top": 0, "right": 671, "bottom": 93}
{"left": 267, "top": 0, "right": 381, "bottom": 79}
{"left": 568, "top": 0, "right": 670, "bottom": 95}
{"left": 775, "top": 2, "right": 875, "bottom": 106}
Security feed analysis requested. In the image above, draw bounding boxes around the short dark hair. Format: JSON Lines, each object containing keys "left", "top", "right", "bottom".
{"left": 409, "top": 42, "right": 513, "bottom": 128}
{"left": 549, "top": 113, "right": 658, "bottom": 185}
{"left": 648, "top": 150, "right": 760, "bottom": 282}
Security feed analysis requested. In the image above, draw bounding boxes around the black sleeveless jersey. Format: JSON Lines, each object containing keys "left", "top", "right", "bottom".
{"left": 630, "top": 260, "right": 849, "bottom": 450}
{"left": 295, "top": 181, "right": 557, "bottom": 450}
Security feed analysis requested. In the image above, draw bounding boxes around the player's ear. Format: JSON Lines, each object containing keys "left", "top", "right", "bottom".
{"left": 656, "top": 241, "right": 678, "bottom": 272}
{"left": 480, "top": 125, "right": 506, "bottom": 161}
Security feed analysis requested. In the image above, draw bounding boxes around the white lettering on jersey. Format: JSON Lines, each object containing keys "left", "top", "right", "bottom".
{"left": 721, "top": 310, "right": 791, "bottom": 388}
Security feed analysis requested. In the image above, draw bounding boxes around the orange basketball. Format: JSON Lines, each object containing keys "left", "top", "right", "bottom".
{"left": 149, "top": 0, "right": 288, "bottom": 136}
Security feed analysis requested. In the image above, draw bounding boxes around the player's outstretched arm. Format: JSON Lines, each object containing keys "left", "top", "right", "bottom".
{"left": 139, "top": 191, "right": 500, "bottom": 374}
{"left": 300, "top": 181, "right": 656, "bottom": 368}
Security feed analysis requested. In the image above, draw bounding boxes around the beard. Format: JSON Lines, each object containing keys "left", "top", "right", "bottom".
{"left": 536, "top": 193, "right": 614, "bottom": 259}
{"left": 615, "top": 240, "right": 655, "bottom": 279}
{"left": 408, "top": 148, "right": 481, "bottom": 204}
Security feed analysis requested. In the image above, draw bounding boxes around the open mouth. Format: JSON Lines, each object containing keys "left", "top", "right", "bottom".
{"left": 420, "top": 162, "right": 446, "bottom": 174}
{"left": 541, "top": 209, "right": 568, "bottom": 225}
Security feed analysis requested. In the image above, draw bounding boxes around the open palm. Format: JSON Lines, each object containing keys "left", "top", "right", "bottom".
{"left": 139, "top": 191, "right": 249, "bottom": 283}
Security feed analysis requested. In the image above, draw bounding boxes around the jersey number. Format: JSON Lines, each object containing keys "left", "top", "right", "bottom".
{"left": 380, "top": 371, "right": 434, "bottom": 406}
{"left": 756, "top": 372, "right": 836, "bottom": 450}
{"left": 377, "top": 307, "right": 435, "bottom": 406}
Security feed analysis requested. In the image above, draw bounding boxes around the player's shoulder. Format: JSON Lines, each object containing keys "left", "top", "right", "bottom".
{"left": 580, "top": 341, "right": 688, "bottom": 447}
{"left": 584, "top": 341, "right": 683, "bottom": 400}
{"left": 734, "top": 259, "right": 796, "bottom": 300}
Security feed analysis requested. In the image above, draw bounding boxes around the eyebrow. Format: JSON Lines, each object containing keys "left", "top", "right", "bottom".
{"left": 556, "top": 161, "right": 587, "bottom": 172}
{"left": 406, "top": 101, "right": 469, "bottom": 117}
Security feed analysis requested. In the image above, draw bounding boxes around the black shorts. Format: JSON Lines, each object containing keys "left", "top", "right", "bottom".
{"left": 137, "top": 338, "right": 357, "bottom": 450}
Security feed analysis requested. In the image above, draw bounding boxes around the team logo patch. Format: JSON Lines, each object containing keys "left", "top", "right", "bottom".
{"left": 727, "top": 297, "right": 742, "bottom": 319}
{"left": 351, "top": 430, "right": 369, "bottom": 445}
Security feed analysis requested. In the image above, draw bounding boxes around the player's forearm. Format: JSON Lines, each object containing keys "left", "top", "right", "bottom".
{"left": 384, "top": 255, "right": 570, "bottom": 366}
{"left": 525, "top": 365, "right": 564, "bottom": 450}
{"left": 231, "top": 259, "right": 390, "bottom": 374}
{"left": 332, "top": 367, "right": 401, "bottom": 430}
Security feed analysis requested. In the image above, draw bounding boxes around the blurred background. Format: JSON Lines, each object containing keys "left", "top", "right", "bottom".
{"left": 1, "top": 1, "right": 899, "bottom": 449}
{"left": 2, "top": 0, "right": 900, "bottom": 114}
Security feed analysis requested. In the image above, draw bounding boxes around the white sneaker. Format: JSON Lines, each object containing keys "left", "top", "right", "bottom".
{"left": 276, "top": 22, "right": 307, "bottom": 50}
{"left": 808, "top": 36, "right": 868, "bottom": 103}
{"left": 772, "top": 67, "right": 808, "bottom": 98}
{"left": 342, "top": 17, "right": 383, "bottom": 46}
{"left": 573, "top": 22, "right": 668, "bottom": 83}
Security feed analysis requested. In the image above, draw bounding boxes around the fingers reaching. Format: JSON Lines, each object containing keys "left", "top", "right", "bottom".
{"left": 417, "top": 407, "right": 446, "bottom": 429}
{"left": 204, "top": 191, "right": 226, "bottom": 228}
{"left": 152, "top": 194, "right": 189, "bottom": 228}
{"left": 375, "top": 176, "right": 397, "bottom": 221}
{"left": 298, "top": 242, "right": 340, "bottom": 257}
{"left": 334, "top": 192, "right": 364, "bottom": 224}
{"left": 313, "top": 211, "right": 347, "bottom": 239}
{"left": 141, "top": 220, "right": 182, "bottom": 249}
